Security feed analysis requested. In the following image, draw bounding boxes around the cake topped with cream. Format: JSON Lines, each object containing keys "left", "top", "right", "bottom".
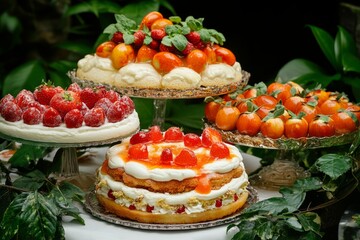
{"left": 95, "top": 126, "right": 250, "bottom": 224}
{"left": 72, "top": 11, "right": 249, "bottom": 98}
{"left": 0, "top": 82, "right": 139, "bottom": 144}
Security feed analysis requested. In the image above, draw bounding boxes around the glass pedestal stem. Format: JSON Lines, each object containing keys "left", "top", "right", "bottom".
{"left": 152, "top": 99, "right": 167, "bottom": 130}
{"left": 60, "top": 147, "right": 79, "bottom": 177}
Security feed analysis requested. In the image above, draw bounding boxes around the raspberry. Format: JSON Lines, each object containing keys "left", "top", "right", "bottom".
{"left": 106, "top": 100, "right": 125, "bottom": 123}
{"left": 1, "top": 101, "right": 22, "bottom": 122}
{"left": 84, "top": 107, "right": 105, "bottom": 127}
{"left": 43, "top": 107, "right": 62, "bottom": 127}
{"left": 22, "top": 107, "right": 42, "bottom": 125}
{"left": 94, "top": 98, "right": 113, "bottom": 113}
{"left": 64, "top": 109, "right": 84, "bottom": 128}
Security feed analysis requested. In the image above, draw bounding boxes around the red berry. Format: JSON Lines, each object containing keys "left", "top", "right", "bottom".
{"left": 210, "top": 142, "right": 230, "bottom": 158}
{"left": 94, "top": 98, "right": 113, "bottom": 113}
{"left": 34, "top": 83, "right": 64, "bottom": 105}
{"left": 186, "top": 31, "right": 201, "bottom": 44}
{"left": 80, "top": 87, "right": 106, "bottom": 109}
{"left": 107, "top": 189, "right": 115, "bottom": 200}
{"left": 43, "top": 107, "right": 62, "bottom": 127}
{"left": 15, "top": 89, "right": 35, "bottom": 110}
{"left": 148, "top": 125, "right": 163, "bottom": 142}
{"left": 184, "top": 133, "right": 201, "bottom": 148}
{"left": 133, "top": 30, "right": 146, "bottom": 48}
{"left": 130, "top": 131, "right": 150, "bottom": 144}
{"left": 148, "top": 39, "right": 160, "bottom": 50}
{"left": 164, "top": 127, "right": 184, "bottom": 141}
{"left": 64, "top": 109, "right": 84, "bottom": 128}
{"left": 111, "top": 31, "right": 124, "bottom": 44}
{"left": 151, "top": 29, "right": 166, "bottom": 41}
{"left": 160, "top": 148, "right": 173, "bottom": 165}
{"left": 104, "top": 89, "right": 121, "bottom": 103}
{"left": 22, "top": 107, "right": 42, "bottom": 125}
{"left": 201, "top": 127, "right": 222, "bottom": 147}
{"left": 234, "top": 194, "right": 239, "bottom": 201}
{"left": 67, "top": 82, "right": 82, "bottom": 93}
{"left": 174, "top": 148, "right": 197, "bottom": 166}
{"left": 129, "top": 204, "right": 136, "bottom": 210}
{"left": 215, "top": 199, "right": 222, "bottom": 207}
{"left": 1, "top": 101, "right": 22, "bottom": 122}
{"left": 0, "top": 94, "right": 15, "bottom": 112}
{"left": 50, "top": 90, "right": 82, "bottom": 118}
{"left": 84, "top": 107, "right": 105, "bottom": 127}
{"left": 146, "top": 205, "right": 154, "bottom": 213}
{"left": 106, "top": 100, "right": 125, "bottom": 123}
{"left": 176, "top": 205, "right": 185, "bottom": 214}
{"left": 181, "top": 42, "right": 195, "bottom": 55}
{"left": 128, "top": 143, "right": 148, "bottom": 160}
{"left": 120, "top": 96, "right": 134, "bottom": 115}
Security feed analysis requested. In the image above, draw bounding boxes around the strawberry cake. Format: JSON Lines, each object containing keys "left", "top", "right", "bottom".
{"left": 95, "top": 126, "right": 250, "bottom": 224}
{"left": 0, "top": 82, "right": 140, "bottom": 144}
{"left": 70, "top": 11, "right": 249, "bottom": 98}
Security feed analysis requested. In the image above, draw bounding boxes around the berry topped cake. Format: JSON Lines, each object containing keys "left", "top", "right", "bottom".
{"left": 0, "top": 82, "right": 139, "bottom": 144}
{"left": 71, "top": 11, "right": 249, "bottom": 98}
{"left": 95, "top": 126, "right": 250, "bottom": 224}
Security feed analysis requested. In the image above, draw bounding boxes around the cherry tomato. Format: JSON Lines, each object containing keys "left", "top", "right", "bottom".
{"left": 204, "top": 101, "right": 222, "bottom": 122}
{"left": 308, "top": 115, "right": 336, "bottom": 137}
{"left": 260, "top": 117, "right": 284, "bottom": 139}
{"left": 331, "top": 111, "right": 358, "bottom": 135}
{"left": 215, "top": 105, "right": 240, "bottom": 130}
{"left": 284, "top": 117, "right": 308, "bottom": 138}
{"left": 236, "top": 112, "right": 262, "bottom": 136}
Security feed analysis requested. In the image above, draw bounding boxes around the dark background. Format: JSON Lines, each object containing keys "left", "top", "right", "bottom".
{"left": 166, "top": 0, "right": 342, "bottom": 84}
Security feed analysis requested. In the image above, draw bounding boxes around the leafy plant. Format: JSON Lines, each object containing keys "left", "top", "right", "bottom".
{"left": 276, "top": 25, "right": 360, "bottom": 102}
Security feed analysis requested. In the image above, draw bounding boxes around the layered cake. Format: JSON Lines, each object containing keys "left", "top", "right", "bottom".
{"left": 95, "top": 126, "right": 250, "bottom": 224}
{"left": 71, "top": 11, "right": 249, "bottom": 98}
{"left": 0, "top": 82, "right": 139, "bottom": 144}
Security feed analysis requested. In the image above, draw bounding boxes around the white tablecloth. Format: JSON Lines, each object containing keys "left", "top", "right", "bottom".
{"left": 63, "top": 147, "right": 279, "bottom": 240}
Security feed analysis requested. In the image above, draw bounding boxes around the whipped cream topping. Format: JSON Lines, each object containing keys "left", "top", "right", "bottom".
{"left": 106, "top": 138, "right": 243, "bottom": 181}
{"left": 0, "top": 111, "right": 140, "bottom": 144}
{"left": 76, "top": 54, "right": 243, "bottom": 89}
{"left": 96, "top": 165, "right": 249, "bottom": 214}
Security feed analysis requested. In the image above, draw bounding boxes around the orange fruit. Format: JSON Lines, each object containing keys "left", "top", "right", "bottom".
{"left": 140, "top": 11, "right": 163, "bottom": 30}
{"left": 96, "top": 41, "right": 116, "bottom": 58}
{"left": 152, "top": 52, "right": 183, "bottom": 74}
{"left": 110, "top": 43, "right": 135, "bottom": 69}
{"left": 215, "top": 105, "right": 240, "bottom": 131}
{"left": 186, "top": 49, "right": 207, "bottom": 73}
{"left": 203, "top": 45, "right": 216, "bottom": 64}
{"left": 215, "top": 47, "right": 236, "bottom": 66}
{"left": 136, "top": 45, "right": 157, "bottom": 63}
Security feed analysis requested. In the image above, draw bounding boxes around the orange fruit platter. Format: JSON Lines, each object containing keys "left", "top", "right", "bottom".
{"left": 203, "top": 81, "right": 360, "bottom": 150}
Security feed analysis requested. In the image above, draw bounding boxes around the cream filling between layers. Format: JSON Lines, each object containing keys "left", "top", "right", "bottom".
{"left": 0, "top": 111, "right": 139, "bottom": 144}
{"left": 76, "top": 55, "right": 243, "bottom": 89}
{"left": 96, "top": 164, "right": 249, "bottom": 214}
{"left": 107, "top": 139, "right": 243, "bottom": 181}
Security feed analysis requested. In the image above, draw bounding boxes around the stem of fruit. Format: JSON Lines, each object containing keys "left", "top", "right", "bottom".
{"left": 152, "top": 99, "right": 167, "bottom": 130}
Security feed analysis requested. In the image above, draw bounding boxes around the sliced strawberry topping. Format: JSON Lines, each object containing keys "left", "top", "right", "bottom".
{"left": 129, "top": 131, "right": 150, "bottom": 144}
{"left": 164, "top": 126, "right": 184, "bottom": 142}
{"left": 201, "top": 127, "right": 222, "bottom": 147}
{"left": 210, "top": 142, "right": 230, "bottom": 158}
{"left": 184, "top": 133, "right": 201, "bottom": 148}
{"left": 148, "top": 125, "right": 163, "bottom": 142}
{"left": 129, "top": 204, "right": 136, "bottom": 210}
{"left": 128, "top": 143, "right": 148, "bottom": 160}
{"left": 174, "top": 148, "right": 197, "bottom": 166}
{"left": 64, "top": 109, "right": 84, "bottom": 128}
{"left": 215, "top": 199, "right": 222, "bottom": 208}
{"left": 146, "top": 205, "right": 154, "bottom": 213}
{"left": 43, "top": 107, "right": 62, "bottom": 127}
{"left": 107, "top": 189, "right": 115, "bottom": 200}
{"left": 22, "top": 107, "right": 42, "bottom": 125}
{"left": 1, "top": 101, "right": 22, "bottom": 122}
{"left": 84, "top": 107, "right": 105, "bottom": 127}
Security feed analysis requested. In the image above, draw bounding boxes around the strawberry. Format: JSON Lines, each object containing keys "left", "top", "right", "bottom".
{"left": 111, "top": 31, "right": 124, "bottom": 44}
{"left": 119, "top": 95, "right": 134, "bottom": 115}
{"left": 148, "top": 125, "right": 163, "bottom": 142}
{"left": 67, "top": 82, "right": 82, "bottom": 93}
{"left": 151, "top": 28, "right": 166, "bottom": 41}
{"left": 34, "top": 83, "right": 64, "bottom": 105}
{"left": 22, "top": 107, "right": 42, "bottom": 125}
{"left": 50, "top": 90, "right": 82, "bottom": 118}
{"left": 84, "top": 107, "right": 105, "bottom": 127}
{"left": 42, "top": 107, "right": 62, "bottom": 127}
{"left": 0, "top": 94, "right": 14, "bottom": 112}
{"left": 15, "top": 89, "right": 35, "bottom": 110}
{"left": 148, "top": 39, "right": 160, "bottom": 50}
{"left": 183, "top": 133, "right": 201, "bottom": 148}
{"left": 130, "top": 131, "right": 150, "bottom": 144}
{"left": 80, "top": 86, "right": 106, "bottom": 109}
{"left": 64, "top": 109, "right": 84, "bottom": 128}
{"left": 210, "top": 142, "right": 230, "bottom": 158}
{"left": 164, "top": 127, "right": 184, "bottom": 141}
{"left": 174, "top": 148, "right": 197, "bottom": 166}
{"left": 201, "top": 127, "right": 222, "bottom": 147}
{"left": 160, "top": 148, "right": 173, "bottom": 165}
{"left": 181, "top": 42, "right": 195, "bottom": 56}
{"left": 104, "top": 89, "right": 121, "bottom": 103}
{"left": 1, "top": 101, "right": 22, "bottom": 122}
{"left": 133, "top": 30, "right": 146, "bottom": 48}
{"left": 94, "top": 98, "right": 113, "bottom": 113}
{"left": 128, "top": 143, "right": 148, "bottom": 160}
{"left": 106, "top": 100, "right": 125, "bottom": 123}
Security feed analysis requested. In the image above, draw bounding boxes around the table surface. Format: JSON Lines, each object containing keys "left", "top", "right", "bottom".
{"left": 63, "top": 147, "right": 280, "bottom": 240}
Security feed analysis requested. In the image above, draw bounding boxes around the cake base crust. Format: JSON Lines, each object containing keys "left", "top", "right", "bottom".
{"left": 96, "top": 190, "right": 249, "bottom": 224}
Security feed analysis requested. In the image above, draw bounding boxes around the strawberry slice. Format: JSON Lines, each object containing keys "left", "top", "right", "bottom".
{"left": 160, "top": 148, "right": 173, "bottom": 165}
{"left": 184, "top": 133, "right": 201, "bottom": 148}
{"left": 148, "top": 125, "right": 163, "bottom": 142}
{"left": 201, "top": 127, "right": 222, "bottom": 147}
{"left": 164, "top": 127, "right": 184, "bottom": 142}
{"left": 174, "top": 148, "right": 197, "bottom": 166}
{"left": 130, "top": 131, "right": 150, "bottom": 144}
{"left": 210, "top": 142, "right": 230, "bottom": 158}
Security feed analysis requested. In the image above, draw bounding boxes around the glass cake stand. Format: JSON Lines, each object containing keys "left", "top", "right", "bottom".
{"left": 0, "top": 127, "right": 139, "bottom": 179}
{"left": 204, "top": 119, "right": 359, "bottom": 190}
{"left": 68, "top": 70, "right": 250, "bottom": 130}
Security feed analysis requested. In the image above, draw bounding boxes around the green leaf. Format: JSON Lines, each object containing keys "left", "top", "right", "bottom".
{"left": 243, "top": 197, "right": 298, "bottom": 215}
{"left": 315, "top": 153, "right": 352, "bottom": 179}
{"left": 9, "top": 145, "right": 50, "bottom": 169}
{"left": 2, "top": 60, "right": 46, "bottom": 96}
{"left": 297, "top": 212, "right": 322, "bottom": 236}
{"left": 279, "top": 187, "right": 306, "bottom": 209}
{"left": 341, "top": 51, "right": 360, "bottom": 73}
{"left": 276, "top": 59, "right": 325, "bottom": 83}
{"left": 13, "top": 170, "right": 47, "bottom": 191}
{"left": 336, "top": 26, "right": 360, "bottom": 73}
{"left": 117, "top": 0, "right": 161, "bottom": 24}
{"left": 285, "top": 216, "right": 303, "bottom": 231}
{"left": 307, "top": 25, "right": 338, "bottom": 70}
{"left": 132, "top": 98, "right": 154, "bottom": 129}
